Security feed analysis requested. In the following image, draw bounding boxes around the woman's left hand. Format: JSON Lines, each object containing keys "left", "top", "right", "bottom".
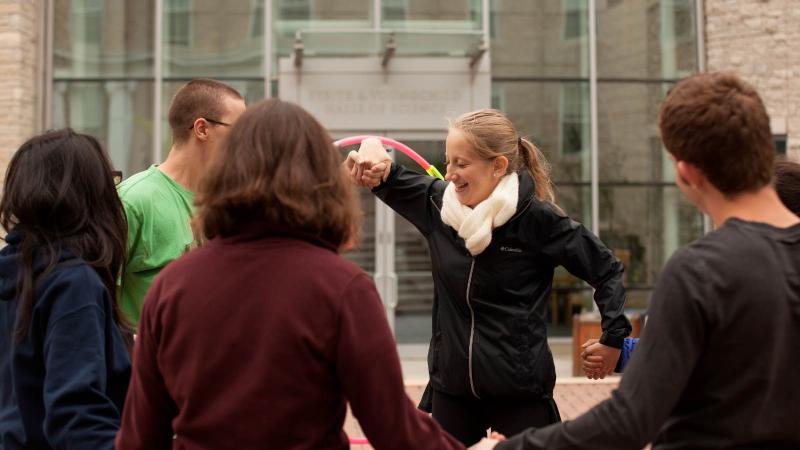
{"left": 581, "top": 340, "right": 621, "bottom": 379}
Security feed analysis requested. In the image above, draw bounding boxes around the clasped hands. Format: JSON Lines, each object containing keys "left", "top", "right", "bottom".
{"left": 344, "top": 138, "right": 393, "bottom": 188}
{"left": 580, "top": 339, "right": 621, "bottom": 380}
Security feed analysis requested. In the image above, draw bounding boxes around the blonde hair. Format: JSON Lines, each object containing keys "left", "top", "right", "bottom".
{"left": 449, "top": 109, "right": 556, "bottom": 204}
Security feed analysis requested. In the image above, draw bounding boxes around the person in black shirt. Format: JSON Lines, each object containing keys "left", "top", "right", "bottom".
{"left": 581, "top": 157, "right": 800, "bottom": 377}
{"left": 489, "top": 72, "right": 800, "bottom": 449}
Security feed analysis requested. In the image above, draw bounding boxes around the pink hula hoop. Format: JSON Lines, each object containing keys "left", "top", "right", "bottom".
{"left": 348, "top": 436, "right": 370, "bottom": 445}
{"left": 334, "top": 135, "right": 444, "bottom": 180}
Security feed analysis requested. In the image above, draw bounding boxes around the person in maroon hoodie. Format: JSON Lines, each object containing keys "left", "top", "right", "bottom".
{"left": 115, "top": 98, "right": 466, "bottom": 450}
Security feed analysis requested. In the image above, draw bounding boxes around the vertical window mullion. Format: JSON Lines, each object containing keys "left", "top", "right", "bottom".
{"left": 264, "top": 0, "right": 272, "bottom": 98}
{"left": 153, "top": 0, "right": 163, "bottom": 163}
{"left": 588, "top": 0, "right": 599, "bottom": 237}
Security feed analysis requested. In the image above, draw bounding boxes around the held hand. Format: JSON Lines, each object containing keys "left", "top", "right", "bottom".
{"left": 468, "top": 438, "right": 501, "bottom": 450}
{"left": 357, "top": 138, "right": 392, "bottom": 184}
{"left": 357, "top": 137, "right": 392, "bottom": 167}
{"left": 345, "top": 150, "right": 364, "bottom": 185}
{"left": 345, "top": 151, "right": 383, "bottom": 188}
{"left": 582, "top": 355, "right": 606, "bottom": 379}
{"left": 581, "top": 341, "right": 620, "bottom": 379}
{"left": 580, "top": 339, "right": 602, "bottom": 379}
{"left": 490, "top": 432, "right": 506, "bottom": 441}
{"left": 344, "top": 139, "right": 392, "bottom": 188}
{"left": 361, "top": 162, "right": 389, "bottom": 188}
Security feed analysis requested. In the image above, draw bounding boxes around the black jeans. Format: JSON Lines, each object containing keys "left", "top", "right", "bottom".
{"left": 431, "top": 389, "right": 561, "bottom": 446}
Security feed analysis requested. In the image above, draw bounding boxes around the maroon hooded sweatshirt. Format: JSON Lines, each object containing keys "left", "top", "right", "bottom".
{"left": 116, "top": 228, "right": 463, "bottom": 450}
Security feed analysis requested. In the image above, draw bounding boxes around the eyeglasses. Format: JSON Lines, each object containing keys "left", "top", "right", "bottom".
{"left": 188, "top": 118, "right": 230, "bottom": 129}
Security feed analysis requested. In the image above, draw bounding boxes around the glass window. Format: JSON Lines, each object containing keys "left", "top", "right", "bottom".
{"left": 597, "top": 0, "right": 697, "bottom": 79}
{"left": 383, "top": 0, "right": 408, "bottom": 22}
{"left": 774, "top": 135, "right": 788, "bottom": 154}
{"left": 251, "top": 0, "right": 265, "bottom": 38}
{"left": 279, "top": 0, "right": 313, "bottom": 21}
{"left": 546, "top": 185, "right": 593, "bottom": 332}
{"left": 166, "top": 0, "right": 191, "bottom": 47}
{"left": 560, "top": 83, "right": 590, "bottom": 156}
{"left": 595, "top": 81, "right": 708, "bottom": 302}
{"left": 598, "top": 185, "right": 704, "bottom": 307}
{"left": 52, "top": 81, "right": 155, "bottom": 179}
{"left": 597, "top": 82, "right": 674, "bottom": 183}
{"left": 273, "top": 0, "right": 374, "bottom": 66}
{"left": 383, "top": 0, "right": 482, "bottom": 31}
{"left": 491, "top": 0, "right": 588, "bottom": 78}
{"left": 492, "top": 81, "right": 591, "bottom": 184}
{"left": 393, "top": 140, "right": 444, "bottom": 344}
{"left": 554, "top": 184, "right": 592, "bottom": 233}
{"left": 336, "top": 143, "right": 377, "bottom": 274}
{"left": 563, "top": 0, "right": 584, "bottom": 40}
{"left": 275, "top": 0, "right": 372, "bottom": 25}
{"left": 54, "top": 0, "right": 154, "bottom": 78}
{"left": 163, "top": 0, "right": 264, "bottom": 78}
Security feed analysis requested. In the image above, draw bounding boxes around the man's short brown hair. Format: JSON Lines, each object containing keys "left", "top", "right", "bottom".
{"left": 193, "top": 98, "right": 360, "bottom": 249}
{"left": 658, "top": 72, "right": 774, "bottom": 194}
{"left": 168, "top": 79, "right": 243, "bottom": 144}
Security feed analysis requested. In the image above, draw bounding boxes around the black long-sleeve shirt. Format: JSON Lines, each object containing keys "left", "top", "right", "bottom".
{"left": 498, "top": 218, "right": 800, "bottom": 450}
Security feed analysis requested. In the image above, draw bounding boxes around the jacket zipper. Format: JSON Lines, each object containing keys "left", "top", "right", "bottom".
{"left": 466, "top": 258, "right": 480, "bottom": 398}
{"left": 429, "top": 195, "right": 441, "bottom": 213}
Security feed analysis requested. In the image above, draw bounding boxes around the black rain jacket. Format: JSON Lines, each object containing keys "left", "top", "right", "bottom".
{"left": 373, "top": 164, "right": 631, "bottom": 408}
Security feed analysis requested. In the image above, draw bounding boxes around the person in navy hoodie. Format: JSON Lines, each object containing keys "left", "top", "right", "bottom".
{"left": 0, "top": 129, "right": 132, "bottom": 449}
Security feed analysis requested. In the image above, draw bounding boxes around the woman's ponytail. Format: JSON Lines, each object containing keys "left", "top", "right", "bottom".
{"left": 519, "top": 138, "right": 556, "bottom": 205}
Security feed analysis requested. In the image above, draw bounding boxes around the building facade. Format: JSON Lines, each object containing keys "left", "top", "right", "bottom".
{"left": 0, "top": 0, "right": 796, "bottom": 342}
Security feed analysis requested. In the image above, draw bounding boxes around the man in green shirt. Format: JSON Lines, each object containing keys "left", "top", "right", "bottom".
{"left": 118, "top": 79, "right": 246, "bottom": 326}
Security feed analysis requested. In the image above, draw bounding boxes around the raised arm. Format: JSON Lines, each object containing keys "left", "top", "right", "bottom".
{"left": 345, "top": 137, "right": 447, "bottom": 235}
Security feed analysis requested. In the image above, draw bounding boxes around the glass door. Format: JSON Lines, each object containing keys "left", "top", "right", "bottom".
{"left": 335, "top": 132, "right": 446, "bottom": 342}
{"left": 390, "top": 138, "right": 445, "bottom": 344}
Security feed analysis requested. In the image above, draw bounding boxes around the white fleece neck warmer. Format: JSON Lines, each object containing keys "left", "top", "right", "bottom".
{"left": 441, "top": 172, "right": 519, "bottom": 256}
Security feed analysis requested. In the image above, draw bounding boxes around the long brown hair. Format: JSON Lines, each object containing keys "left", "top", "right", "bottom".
{"left": 450, "top": 109, "right": 557, "bottom": 204}
{"left": 0, "top": 129, "right": 131, "bottom": 342}
{"left": 193, "top": 99, "right": 360, "bottom": 248}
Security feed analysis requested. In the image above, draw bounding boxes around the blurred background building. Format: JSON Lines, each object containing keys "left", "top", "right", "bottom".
{"left": 1, "top": 0, "right": 797, "bottom": 344}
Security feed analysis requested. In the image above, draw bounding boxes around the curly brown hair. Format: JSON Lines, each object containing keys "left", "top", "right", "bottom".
{"left": 193, "top": 99, "right": 360, "bottom": 249}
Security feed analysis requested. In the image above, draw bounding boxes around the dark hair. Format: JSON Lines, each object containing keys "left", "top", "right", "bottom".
{"left": 775, "top": 159, "right": 800, "bottom": 216}
{"left": 0, "top": 129, "right": 131, "bottom": 342}
{"left": 193, "top": 99, "right": 360, "bottom": 248}
{"left": 168, "top": 78, "right": 243, "bottom": 144}
{"left": 658, "top": 72, "right": 774, "bottom": 195}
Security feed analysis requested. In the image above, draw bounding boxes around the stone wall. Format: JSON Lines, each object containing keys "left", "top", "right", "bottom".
{"left": 0, "top": 0, "right": 41, "bottom": 185}
{"left": 705, "top": 0, "right": 800, "bottom": 159}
